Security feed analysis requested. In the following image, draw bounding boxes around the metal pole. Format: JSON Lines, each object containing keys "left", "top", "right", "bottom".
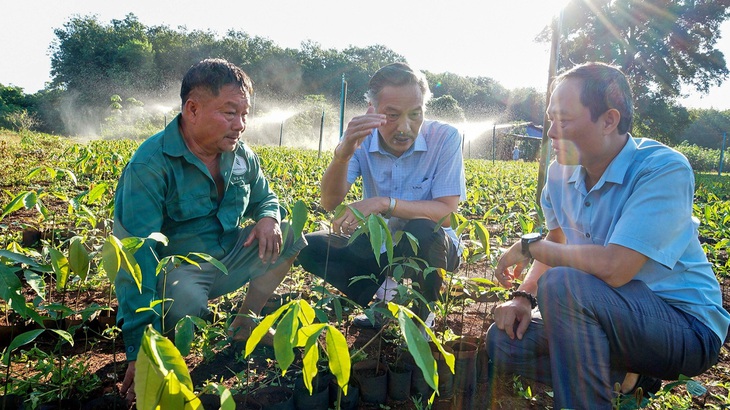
{"left": 279, "top": 121, "right": 283, "bottom": 147}
{"left": 318, "top": 110, "right": 325, "bottom": 159}
{"left": 719, "top": 132, "right": 727, "bottom": 176}
{"left": 339, "top": 74, "right": 347, "bottom": 139}
{"left": 536, "top": 10, "right": 563, "bottom": 205}
{"left": 492, "top": 124, "right": 496, "bottom": 164}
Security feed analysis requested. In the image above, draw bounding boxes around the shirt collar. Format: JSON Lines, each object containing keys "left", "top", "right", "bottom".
{"left": 568, "top": 134, "right": 636, "bottom": 191}
{"left": 162, "top": 114, "right": 188, "bottom": 157}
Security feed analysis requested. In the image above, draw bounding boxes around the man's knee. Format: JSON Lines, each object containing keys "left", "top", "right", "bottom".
{"left": 537, "top": 267, "right": 609, "bottom": 320}
{"left": 163, "top": 285, "right": 209, "bottom": 330}
{"left": 485, "top": 322, "right": 515, "bottom": 372}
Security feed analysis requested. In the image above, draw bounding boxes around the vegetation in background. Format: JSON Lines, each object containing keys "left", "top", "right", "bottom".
{"left": 1, "top": 1, "right": 729, "bottom": 144}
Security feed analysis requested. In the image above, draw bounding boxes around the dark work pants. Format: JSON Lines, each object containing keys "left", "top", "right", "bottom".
{"left": 297, "top": 219, "right": 460, "bottom": 312}
{"left": 485, "top": 267, "right": 722, "bottom": 409}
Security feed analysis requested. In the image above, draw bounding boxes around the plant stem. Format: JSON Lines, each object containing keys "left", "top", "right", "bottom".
{"left": 348, "top": 325, "right": 388, "bottom": 359}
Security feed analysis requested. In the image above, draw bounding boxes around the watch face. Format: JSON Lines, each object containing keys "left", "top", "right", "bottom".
{"left": 523, "top": 232, "right": 541, "bottom": 240}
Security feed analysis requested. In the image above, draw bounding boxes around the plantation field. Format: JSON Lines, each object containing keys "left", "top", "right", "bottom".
{"left": 0, "top": 130, "right": 729, "bottom": 409}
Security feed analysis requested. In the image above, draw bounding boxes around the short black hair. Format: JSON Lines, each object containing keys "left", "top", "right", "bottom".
{"left": 180, "top": 58, "right": 254, "bottom": 109}
{"left": 553, "top": 62, "right": 634, "bottom": 134}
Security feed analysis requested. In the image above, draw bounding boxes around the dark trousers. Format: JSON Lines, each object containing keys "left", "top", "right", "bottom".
{"left": 297, "top": 219, "right": 460, "bottom": 311}
{"left": 485, "top": 267, "right": 722, "bottom": 409}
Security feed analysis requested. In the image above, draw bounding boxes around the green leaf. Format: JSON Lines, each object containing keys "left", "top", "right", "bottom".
{"left": 686, "top": 380, "right": 707, "bottom": 396}
{"left": 296, "top": 299, "right": 316, "bottom": 326}
{"left": 325, "top": 325, "right": 351, "bottom": 396}
{"left": 174, "top": 316, "right": 195, "bottom": 357}
{"left": 0, "top": 191, "right": 33, "bottom": 221}
{"left": 47, "top": 328, "right": 74, "bottom": 346}
{"left": 244, "top": 301, "right": 291, "bottom": 357}
{"left": 0, "top": 250, "right": 51, "bottom": 272}
{"left": 217, "top": 385, "right": 235, "bottom": 410}
{"left": 101, "top": 236, "right": 121, "bottom": 283}
{"left": 188, "top": 252, "right": 227, "bottom": 275}
{"left": 147, "top": 232, "right": 169, "bottom": 246}
{"left": 367, "top": 216, "right": 383, "bottom": 265}
{"left": 23, "top": 269, "right": 45, "bottom": 300}
{"left": 137, "top": 325, "right": 194, "bottom": 391}
{"left": 395, "top": 308, "right": 439, "bottom": 392}
{"left": 2, "top": 329, "right": 44, "bottom": 365}
{"left": 24, "top": 191, "right": 38, "bottom": 209}
{"left": 60, "top": 168, "right": 78, "bottom": 186}
{"left": 291, "top": 199, "right": 308, "bottom": 240}
{"left": 473, "top": 220, "right": 490, "bottom": 254}
{"left": 0, "top": 264, "right": 23, "bottom": 302}
{"left": 86, "top": 182, "right": 107, "bottom": 204}
{"left": 68, "top": 237, "right": 90, "bottom": 281}
{"left": 301, "top": 324, "right": 325, "bottom": 393}
{"left": 273, "top": 307, "right": 299, "bottom": 374}
{"left": 48, "top": 247, "right": 69, "bottom": 291}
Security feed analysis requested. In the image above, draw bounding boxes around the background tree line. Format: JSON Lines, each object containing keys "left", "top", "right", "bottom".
{"left": 1, "top": 1, "right": 729, "bottom": 154}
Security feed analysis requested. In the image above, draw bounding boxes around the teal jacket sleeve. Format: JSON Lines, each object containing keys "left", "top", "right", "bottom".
{"left": 113, "top": 162, "right": 166, "bottom": 361}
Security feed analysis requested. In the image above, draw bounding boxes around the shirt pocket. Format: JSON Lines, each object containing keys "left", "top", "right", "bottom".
{"left": 167, "top": 193, "right": 215, "bottom": 223}
{"left": 403, "top": 177, "right": 434, "bottom": 200}
{"left": 219, "top": 180, "right": 250, "bottom": 228}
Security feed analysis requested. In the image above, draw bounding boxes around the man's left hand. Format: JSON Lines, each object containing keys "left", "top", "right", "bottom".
{"left": 332, "top": 197, "right": 388, "bottom": 234}
{"left": 494, "top": 241, "right": 529, "bottom": 287}
{"left": 244, "top": 217, "right": 282, "bottom": 263}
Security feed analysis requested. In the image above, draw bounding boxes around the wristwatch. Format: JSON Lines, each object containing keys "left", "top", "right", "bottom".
{"left": 521, "top": 232, "right": 542, "bottom": 259}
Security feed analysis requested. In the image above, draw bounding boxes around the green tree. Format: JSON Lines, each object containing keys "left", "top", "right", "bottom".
{"left": 0, "top": 84, "right": 31, "bottom": 130}
{"left": 427, "top": 95, "right": 466, "bottom": 123}
{"left": 678, "top": 108, "right": 730, "bottom": 149}
{"left": 549, "top": 0, "right": 730, "bottom": 142}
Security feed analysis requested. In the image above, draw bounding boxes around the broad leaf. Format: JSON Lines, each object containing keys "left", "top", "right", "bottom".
{"left": 244, "top": 301, "right": 292, "bottom": 357}
{"left": 273, "top": 307, "right": 298, "bottom": 374}
{"left": 48, "top": 247, "right": 69, "bottom": 291}
{"left": 325, "top": 325, "right": 351, "bottom": 395}
{"left": 68, "top": 237, "right": 90, "bottom": 281}
{"left": 2, "top": 329, "right": 44, "bottom": 365}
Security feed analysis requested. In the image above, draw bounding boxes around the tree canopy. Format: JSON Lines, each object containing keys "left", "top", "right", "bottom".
{"left": 548, "top": 0, "right": 730, "bottom": 143}
{"left": 1, "top": 7, "right": 728, "bottom": 147}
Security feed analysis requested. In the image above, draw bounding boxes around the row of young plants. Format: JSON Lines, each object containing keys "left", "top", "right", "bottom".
{"left": 0, "top": 130, "right": 728, "bottom": 409}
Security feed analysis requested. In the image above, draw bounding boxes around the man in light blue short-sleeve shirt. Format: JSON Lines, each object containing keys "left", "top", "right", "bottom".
{"left": 485, "top": 62, "right": 729, "bottom": 410}
{"left": 298, "top": 62, "right": 466, "bottom": 328}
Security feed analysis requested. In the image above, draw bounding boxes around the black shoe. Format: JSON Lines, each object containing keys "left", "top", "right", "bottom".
{"left": 352, "top": 311, "right": 385, "bottom": 329}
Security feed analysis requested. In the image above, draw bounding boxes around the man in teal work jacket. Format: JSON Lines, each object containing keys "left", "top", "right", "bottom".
{"left": 113, "top": 59, "right": 306, "bottom": 405}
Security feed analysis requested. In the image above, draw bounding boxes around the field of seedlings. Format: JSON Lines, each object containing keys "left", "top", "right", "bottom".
{"left": 0, "top": 130, "right": 729, "bottom": 409}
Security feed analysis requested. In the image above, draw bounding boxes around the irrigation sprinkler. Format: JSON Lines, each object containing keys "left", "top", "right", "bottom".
{"left": 279, "top": 121, "right": 284, "bottom": 147}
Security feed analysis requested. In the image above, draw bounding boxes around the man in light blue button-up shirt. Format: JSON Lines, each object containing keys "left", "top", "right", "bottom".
{"left": 298, "top": 62, "right": 466, "bottom": 328}
{"left": 485, "top": 62, "right": 730, "bottom": 409}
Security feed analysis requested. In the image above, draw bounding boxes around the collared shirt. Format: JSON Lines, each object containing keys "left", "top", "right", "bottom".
{"left": 542, "top": 136, "right": 730, "bottom": 341}
{"left": 347, "top": 120, "right": 467, "bottom": 246}
{"left": 113, "top": 114, "right": 281, "bottom": 360}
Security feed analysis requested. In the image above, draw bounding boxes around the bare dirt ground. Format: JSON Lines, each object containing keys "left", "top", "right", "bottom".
{"left": 2, "top": 208, "right": 729, "bottom": 409}
{"left": 6, "top": 263, "right": 728, "bottom": 409}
